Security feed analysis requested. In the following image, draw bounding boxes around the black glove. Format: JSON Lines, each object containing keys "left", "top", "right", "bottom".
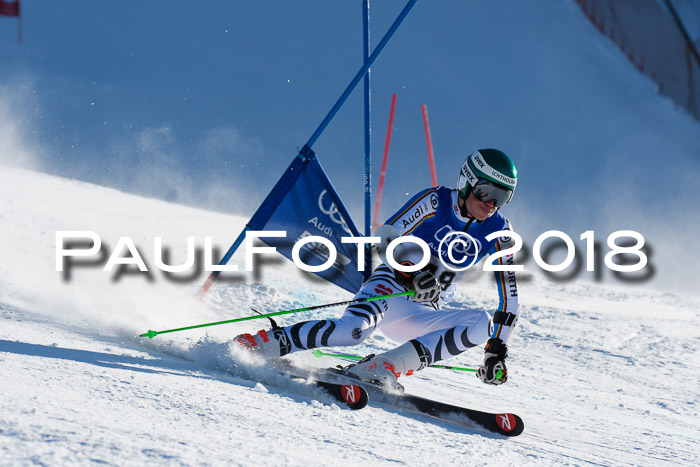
{"left": 476, "top": 338, "right": 508, "bottom": 385}
{"left": 410, "top": 270, "right": 440, "bottom": 303}
{"left": 393, "top": 262, "right": 441, "bottom": 303}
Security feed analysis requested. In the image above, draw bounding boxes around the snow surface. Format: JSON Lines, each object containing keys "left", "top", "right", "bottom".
{"left": 1, "top": 167, "right": 699, "bottom": 466}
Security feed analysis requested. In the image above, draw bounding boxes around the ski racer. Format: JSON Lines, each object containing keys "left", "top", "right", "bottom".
{"left": 235, "top": 148, "right": 521, "bottom": 388}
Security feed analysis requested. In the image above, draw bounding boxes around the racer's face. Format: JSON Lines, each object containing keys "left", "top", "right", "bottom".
{"left": 464, "top": 192, "right": 497, "bottom": 221}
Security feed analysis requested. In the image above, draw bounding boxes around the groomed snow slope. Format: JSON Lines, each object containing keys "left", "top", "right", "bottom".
{"left": 1, "top": 168, "right": 698, "bottom": 466}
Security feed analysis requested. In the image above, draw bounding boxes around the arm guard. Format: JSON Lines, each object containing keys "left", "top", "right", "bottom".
{"left": 489, "top": 221, "right": 520, "bottom": 345}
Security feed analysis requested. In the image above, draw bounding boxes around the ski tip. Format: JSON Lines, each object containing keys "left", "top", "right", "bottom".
{"left": 494, "top": 413, "right": 524, "bottom": 437}
{"left": 341, "top": 384, "right": 369, "bottom": 410}
{"left": 313, "top": 380, "right": 369, "bottom": 410}
{"left": 312, "top": 349, "right": 323, "bottom": 358}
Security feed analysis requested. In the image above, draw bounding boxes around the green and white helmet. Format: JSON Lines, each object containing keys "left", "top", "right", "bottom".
{"left": 457, "top": 148, "right": 518, "bottom": 208}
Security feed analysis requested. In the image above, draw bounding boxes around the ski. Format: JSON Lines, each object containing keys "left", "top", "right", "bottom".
{"left": 316, "top": 367, "right": 524, "bottom": 436}
{"left": 366, "top": 390, "right": 524, "bottom": 436}
{"left": 273, "top": 363, "right": 522, "bottom": 434}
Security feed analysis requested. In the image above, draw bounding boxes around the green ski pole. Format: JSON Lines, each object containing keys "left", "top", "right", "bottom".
{"left": 312, "top": 349, "right": 479, "bottom": 373}
{"left": 140, "top": 290, "right": 415, "bottom": 339}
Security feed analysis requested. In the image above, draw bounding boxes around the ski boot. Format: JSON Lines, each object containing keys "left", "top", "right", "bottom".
{"left": 233, "top": 328, "right": 290, "bottom": 360}
{"left": 344, "top": 341, "right": 427, "bottom": 393}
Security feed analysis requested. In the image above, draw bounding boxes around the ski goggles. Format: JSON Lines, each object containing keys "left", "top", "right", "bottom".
{"left": 471, "top": 179, "right": 513, "bottom": 208}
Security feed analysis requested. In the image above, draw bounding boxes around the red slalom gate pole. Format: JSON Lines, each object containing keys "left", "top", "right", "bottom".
{"left": 421, "top": 104, "right": 438, "bottom": 187}
{"left": 372, "top": 93, "right": 397, "bottom": 229}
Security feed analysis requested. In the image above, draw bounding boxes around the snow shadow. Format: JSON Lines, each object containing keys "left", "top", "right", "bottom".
{"left": 0, "top": 338, "right": 350, "bottom": 410}
{"left": 0, "top": 339, "right": 216, "bottom": 379}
